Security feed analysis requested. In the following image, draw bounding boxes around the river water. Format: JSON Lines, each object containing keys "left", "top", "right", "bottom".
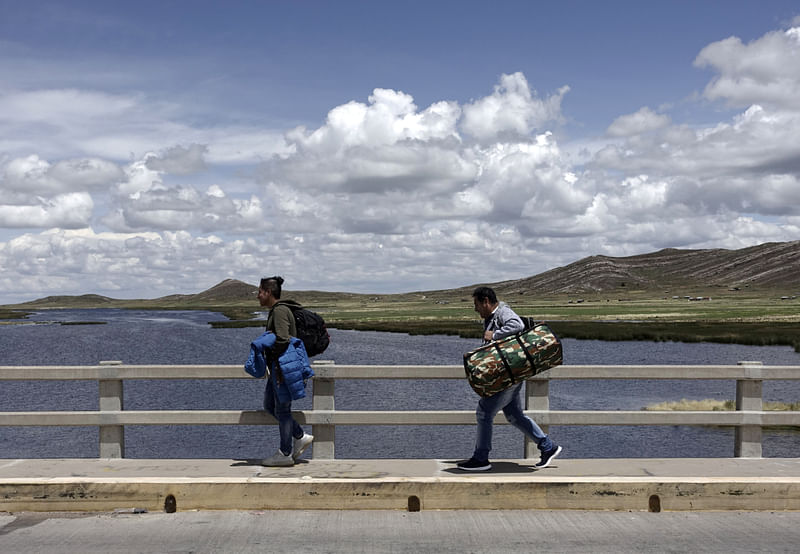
{"left": 1, "top": 309, "right": 798, "bottom": 460}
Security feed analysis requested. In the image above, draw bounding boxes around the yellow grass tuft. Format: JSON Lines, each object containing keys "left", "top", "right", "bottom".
{"left": 643, "top": 399, "right": 800, "bottom": 411}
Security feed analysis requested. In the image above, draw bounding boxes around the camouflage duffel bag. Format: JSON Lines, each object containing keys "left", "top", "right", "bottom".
{"left": 463, "top": 323, "right": 563, "bottom": 398}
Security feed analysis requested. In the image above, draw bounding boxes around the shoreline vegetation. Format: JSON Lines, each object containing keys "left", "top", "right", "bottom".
{"left": 3, "top": 295, "right": 800, "bottom": 352}
{"left": 205, "top": 293, "right": 800, "bottom": 351}
{"left": 313, "top": 319, "right": 800, "bottom": 352}
{"left": 0, "top": 274, "right": 800, "bottom": 352}
{"left": 2, "top": 241, "right": 797, "bottom": 349}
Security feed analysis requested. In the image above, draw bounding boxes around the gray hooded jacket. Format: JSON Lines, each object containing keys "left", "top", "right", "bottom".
{"left": 483, "top": 301, "right": 524, "bottom": 343}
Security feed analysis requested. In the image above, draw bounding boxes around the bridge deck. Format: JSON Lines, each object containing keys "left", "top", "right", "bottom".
{"left": 2, "top": 457, "right": 800, "bottom": 512}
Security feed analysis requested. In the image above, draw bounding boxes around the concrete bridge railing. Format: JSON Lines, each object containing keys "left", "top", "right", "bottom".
{"left": 1, "top": 361, "right": 799, "bottom": 459}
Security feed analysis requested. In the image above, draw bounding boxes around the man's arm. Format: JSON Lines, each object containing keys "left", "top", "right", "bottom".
{"left": 489, "top": 307, "right": 524, "bottom": 341}
{"left": 271, "top": 304, "right": 294, "bottom": 354}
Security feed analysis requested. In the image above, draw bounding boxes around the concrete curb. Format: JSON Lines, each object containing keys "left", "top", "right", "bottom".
{"left": 3, "top": 458, "right": 800, "bottom": 512}
{"left": 4, "top": 478, "right": 800, "bottom": 512}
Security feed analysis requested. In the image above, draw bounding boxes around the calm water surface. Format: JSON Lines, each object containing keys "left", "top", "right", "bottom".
{"left": 1, "top": 309, "right": 798, "bottom": 459}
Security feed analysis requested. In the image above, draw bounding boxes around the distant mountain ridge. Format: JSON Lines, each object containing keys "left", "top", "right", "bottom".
{"left": 155, "top": 279, "right": 259, "bottom": 304}
{"left": 11, "top": 240, "right": 800, "bottom": 307}
{"left": 489, "top": 240, "right": 800, "bottom": 295}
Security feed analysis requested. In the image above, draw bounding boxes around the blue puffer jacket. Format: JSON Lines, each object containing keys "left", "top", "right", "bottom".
{"left": 244, "top": 332, "right": 314, "bottom": 401}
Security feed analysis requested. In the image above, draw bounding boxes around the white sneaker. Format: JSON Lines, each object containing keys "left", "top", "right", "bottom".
{"left": 292, "top": 433, "right": 314, "bottom": 460}
{"left": 535, "top": 445, "right": 562, "bottom": 468}
{"left": 260, "top": 450, "right": 294, "bottom": 467}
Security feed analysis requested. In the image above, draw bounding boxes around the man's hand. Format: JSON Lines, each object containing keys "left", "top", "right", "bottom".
{"left": 483, "top": 329, "right": 494, "bottom": 342}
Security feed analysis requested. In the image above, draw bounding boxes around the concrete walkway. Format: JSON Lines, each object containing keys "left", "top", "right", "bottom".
{"left": 4, "top": 510, "right": 800, "bottom": 553}
{"left": 2, "top": 457, "right": 800, "bottom": 512}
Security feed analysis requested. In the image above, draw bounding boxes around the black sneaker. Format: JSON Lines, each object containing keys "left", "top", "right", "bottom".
{"left": 535, "top": 445, "right": 562, "bottom": 468}
{"left": 457, "top": 458, "right": 492, "bottom": 471}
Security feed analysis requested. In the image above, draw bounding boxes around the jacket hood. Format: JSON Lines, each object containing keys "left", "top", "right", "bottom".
{"left": 274, "top": 299, "right": 302, "bottom": 309}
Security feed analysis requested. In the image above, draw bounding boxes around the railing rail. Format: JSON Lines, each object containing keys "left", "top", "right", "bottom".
{"left": 2, "top": 361, "right": 799, "bottom": 459}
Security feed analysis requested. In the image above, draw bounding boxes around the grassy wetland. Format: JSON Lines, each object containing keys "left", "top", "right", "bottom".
{"left": 201, "top": 285, "right": 800, "bottom": 352}
{"left": 5, "top": 241, "right": 799, "bottom": 351}
{"left": 0, "top": 309, "right": 29, "bottom": 322}
{"left": 5, "top": 246, "right": 797, "bottom": 426}
{"left": 3, "top": 283, "right": 800, "bottom": 351}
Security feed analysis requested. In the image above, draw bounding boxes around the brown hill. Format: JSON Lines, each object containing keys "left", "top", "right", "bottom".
{"left": 488, "top": 240, "right": 800, "bottom": 295}
{"left": 20, "top": 293, "right": 117, "bottom": 308}
{"left": 155, "top": 278, "right": 259, "bottom": 304}
{"left": 10, "top": 240, "right": 800, "bottom": 308}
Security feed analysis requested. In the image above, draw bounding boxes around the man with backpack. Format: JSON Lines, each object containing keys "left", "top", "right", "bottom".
{"left": 457, "top": 286, "right": 562, "bottom": 471}
{"left": 257, "top": 276, "right": 315, "bottom": 466}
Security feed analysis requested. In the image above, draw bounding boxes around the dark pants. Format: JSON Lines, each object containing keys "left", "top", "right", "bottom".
{"left": 264, "top": 375, "right": 304, "bottom": 455}
{"left": 474, "top": 382, "right": 553, "bottom": 461}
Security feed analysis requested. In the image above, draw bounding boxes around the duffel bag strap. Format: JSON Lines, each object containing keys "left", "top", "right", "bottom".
{"left": 515, "top": 334, "right": 538, "bottom": 373}
{"left": 493, "top": 343, "right": 517, "bottom": 385}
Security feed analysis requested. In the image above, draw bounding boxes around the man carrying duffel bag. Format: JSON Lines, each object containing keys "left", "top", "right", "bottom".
{"left": 457, "top": 286, "right": 563, "bottom": 471}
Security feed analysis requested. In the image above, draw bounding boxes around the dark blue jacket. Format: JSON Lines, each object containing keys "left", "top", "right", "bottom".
{"left": 244, "top": 332, "right": 314, "bottom": 401}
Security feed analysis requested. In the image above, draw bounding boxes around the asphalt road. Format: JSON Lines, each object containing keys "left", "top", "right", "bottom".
{"left": 2, "top": 509, "right": 799, "bottom": 553}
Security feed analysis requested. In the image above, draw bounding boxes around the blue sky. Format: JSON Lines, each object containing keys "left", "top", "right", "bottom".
{"left": 1, "top": 1, "right": 799, "bottom": 302}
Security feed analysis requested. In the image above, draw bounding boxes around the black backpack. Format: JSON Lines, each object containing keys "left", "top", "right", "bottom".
{"left": 287, "top": 305, "right": 330, "bottom": 357}
{"left": 520, "top": 315, "right": 538, "bottom": 331}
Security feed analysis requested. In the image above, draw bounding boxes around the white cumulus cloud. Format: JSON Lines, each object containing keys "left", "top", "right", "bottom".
{"left": 607, "top": 107, "right": 671, "bottom": 137}
{"left": 0, "top": 192, "right": 93, "bottom": 228}
{"left": 695, "top": 26, "right": 800, "bottom": 110}
{"left": 145, "top": 144, "right": 209, "bottom": 175}
{"left": 461, "top": 72, "right": 569, "bottom": 142}
{"left": 3, "top": 20, "right": 800, "bottom": 304}
{"left": 1, "top": 155, "right": 123, "bottom": 197}
{"left": 104, "top": 156, "right": 265, "bottom": 233}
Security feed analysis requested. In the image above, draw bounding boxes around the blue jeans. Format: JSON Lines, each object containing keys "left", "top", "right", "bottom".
{"left": 473, "top": 382, "right": 554, "bottom": 461}
{"left": 264, "top": 375, "right": 304, "bottom": 456}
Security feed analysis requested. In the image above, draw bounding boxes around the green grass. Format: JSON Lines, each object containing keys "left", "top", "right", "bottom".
{"left": 5, "top": 289, "right": 800, "bottom": 351}
{"left": 0, "top": 309, "right": 30, "bottom": 320}
{"left": 546, "top": 321, "right": 800, "bottom": 352}
{"left": 202, "top": 293, "right": 800, "bottom": 351}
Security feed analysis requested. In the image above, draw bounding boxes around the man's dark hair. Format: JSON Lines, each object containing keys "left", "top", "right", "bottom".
{"left": 472, "top": 286, "right": 497, "bottom": 304}
{"left": 260, "top": 276, "right": 284, "bottom": 299}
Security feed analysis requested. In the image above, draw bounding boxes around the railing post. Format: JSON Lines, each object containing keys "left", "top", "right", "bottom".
{"left": 98, "top": 360, "right": 124, "bottom": 458}
{"left": 735, "top": 361, "right": 763, "bottom": 458}
{"left": 311, "top": 361, "right": 335, "bottom": 459}
{"left": 525, "top": 378, "right": 550, "bottom": 459}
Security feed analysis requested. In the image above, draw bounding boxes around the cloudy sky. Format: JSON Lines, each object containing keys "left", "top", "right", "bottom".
{"left": 1, "top": 1, "right": 799, "bottom": 303}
